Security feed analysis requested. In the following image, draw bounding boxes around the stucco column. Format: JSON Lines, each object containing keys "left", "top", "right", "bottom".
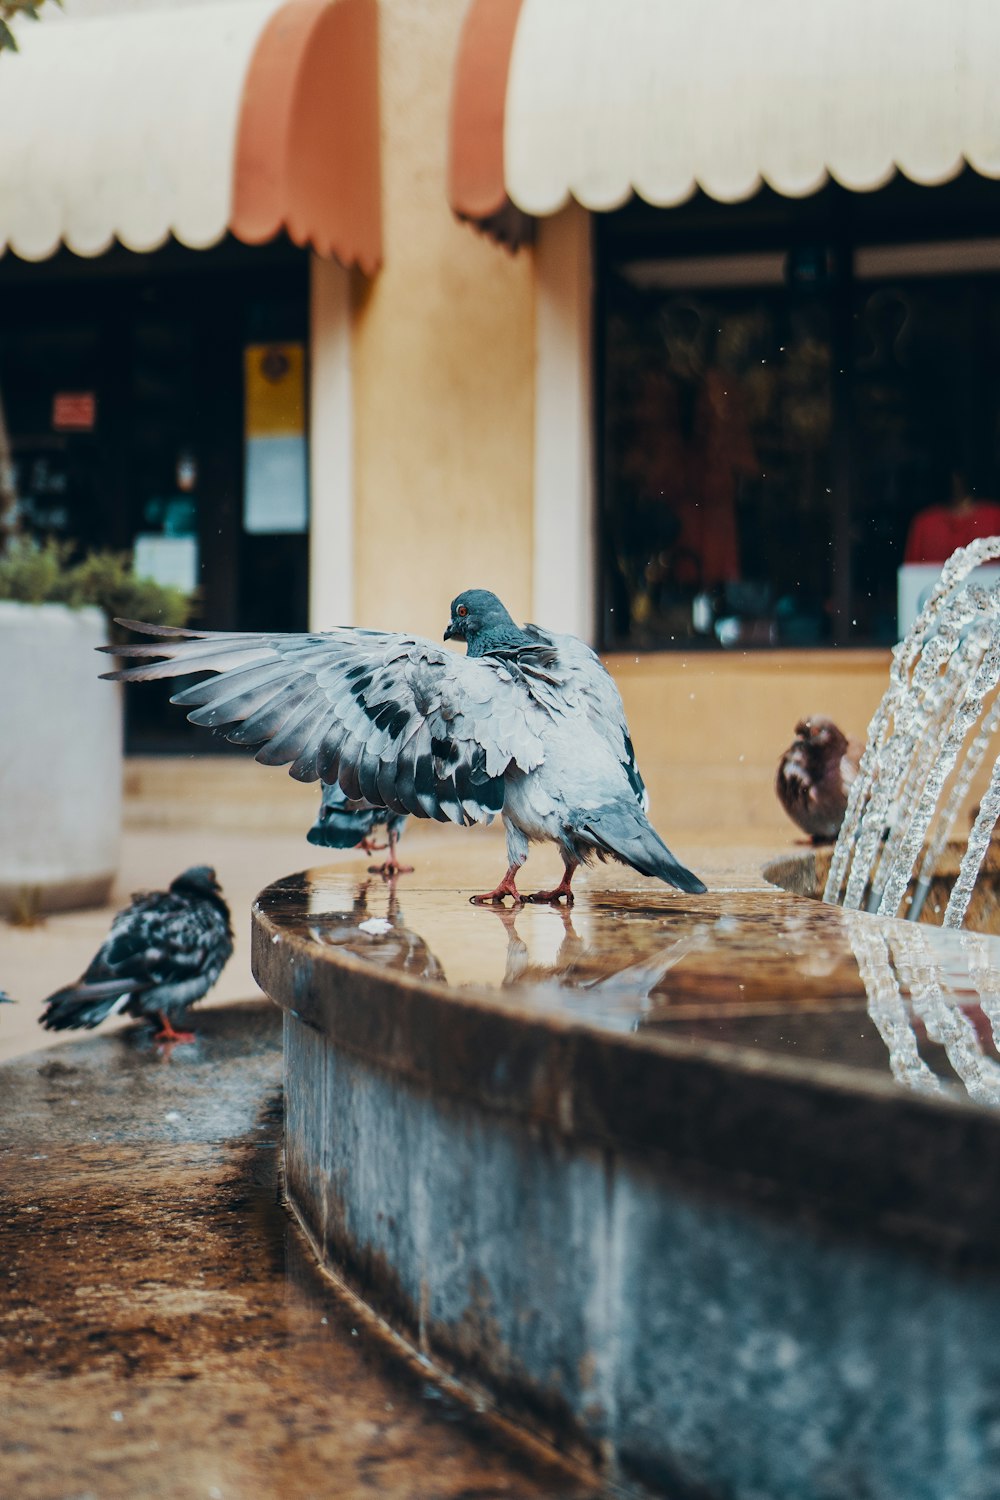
{"left": 309, "top": 253, "right": 354, "bottom": 631}
{"left": 349, "top": 0, "right": 535, "bottom": 640}
{"left": 534, "top": 203, "right": 595, "bottom": 643}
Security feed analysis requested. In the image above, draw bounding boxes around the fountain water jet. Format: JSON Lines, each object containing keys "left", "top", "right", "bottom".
{"left": 824, "top": 537, "right": 1000, "bottom": 930}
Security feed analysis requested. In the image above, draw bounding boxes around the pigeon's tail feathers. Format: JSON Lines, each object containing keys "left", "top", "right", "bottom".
{"left": 41, "top": 979, "right": 142, "bottom": 1032}
{"left": 307, "top": 804, "right": 377, "bottom": 850}
{"left": 582, "top": 806, "right": 707, "bottom": 894}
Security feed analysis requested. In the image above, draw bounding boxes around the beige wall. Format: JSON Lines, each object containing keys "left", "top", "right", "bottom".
{"left": 350, "top": 0, "right": 535, "bottom": 641}
{"left": 608, "top": 650, "right": 892, "bottom": 841}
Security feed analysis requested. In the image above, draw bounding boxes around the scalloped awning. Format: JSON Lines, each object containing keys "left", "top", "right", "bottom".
{"left": 0, "top": 0, "right": 381, "bottom": 272}
{"left": 449, "top": 0, "right": 1000, "bottom": 237}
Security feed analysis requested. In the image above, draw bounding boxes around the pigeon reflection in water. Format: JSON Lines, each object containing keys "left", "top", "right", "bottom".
{"left": 305, "top": 883, "right": 444, "bottom": 985}
{"left": 303, "top": 884, "right": 706, "bottom": 1029}
{"left": 483, "top": 905, "right": 708, "bottom": 1032}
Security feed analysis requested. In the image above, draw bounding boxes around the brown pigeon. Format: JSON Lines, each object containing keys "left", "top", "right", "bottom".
{"left": 775, "top": 715, "right": 863, "bottom": 843}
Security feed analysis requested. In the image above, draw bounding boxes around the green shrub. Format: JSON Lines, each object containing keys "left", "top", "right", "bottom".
{"left": 0, "top": 537, "right": 193, "bottom": 641}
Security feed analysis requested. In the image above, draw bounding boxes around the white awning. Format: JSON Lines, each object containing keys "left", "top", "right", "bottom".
{"left": 0, "top": 0, "right": 381, "bottom": 269}
{"left": 449, "top": 0, "right": 1000, "bottom": 227}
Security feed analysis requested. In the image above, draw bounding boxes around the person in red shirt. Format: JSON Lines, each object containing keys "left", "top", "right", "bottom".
{"left": 904, "top": 470, "right": 1000, "bottom": 564}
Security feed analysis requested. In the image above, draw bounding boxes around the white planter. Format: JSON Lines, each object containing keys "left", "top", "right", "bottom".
{"left": 0, "top": 602, "right": 121, "bottom": 913}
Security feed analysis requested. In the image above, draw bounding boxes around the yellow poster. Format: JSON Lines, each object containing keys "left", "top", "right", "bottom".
{"left": 244, "top": 343, "right": 305, "bottom": 439}
{"left": 243, "top": 343, "right": 308, "bottom": 535}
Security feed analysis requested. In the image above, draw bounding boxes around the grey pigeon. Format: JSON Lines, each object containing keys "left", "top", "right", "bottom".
{"left": 307, "top": 780, "right": 412, "bottom": 876}
{"left": 776, "top": 715, "right": 863, "bottom": 843}
{"left": 41, "top": 866, "right": 233, "bottom": 1041}
{"left": 101, "top": 589, "right": 707, "bottom": 906}
{"left": 0, "top": 990, "right": 14, "bottom": 1004}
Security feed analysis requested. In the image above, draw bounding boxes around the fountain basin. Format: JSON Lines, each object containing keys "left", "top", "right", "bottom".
{"left": 764, "top": 840, "right": 1000, "bottom": 934}
{"left": 253, "top": 859, "right": 1000, "bottom": 1500}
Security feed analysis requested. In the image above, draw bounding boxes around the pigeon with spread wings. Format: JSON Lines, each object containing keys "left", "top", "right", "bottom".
{"left": 102, "top": 590, "right": 706, "bottom": 906}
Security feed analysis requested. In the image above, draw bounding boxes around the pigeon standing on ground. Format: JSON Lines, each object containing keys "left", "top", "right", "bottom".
{"left": 775, "top": 715, "right": 863, "bottom": 843}
{"left": 41, "top": 866, "right": 233, "bottom": 1042}
{"left": 307, "top": 780, "right": 412, "bottom": 876}
{"left": 101, "top": 589, "right": 707, "bottom": 906}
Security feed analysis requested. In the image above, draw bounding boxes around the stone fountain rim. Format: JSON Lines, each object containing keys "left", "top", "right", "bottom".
{"left": 252, "top": 871, "right": 1000, "bottom": 1266}
{"left": 762, "top": 839, "right": 1000, "bottom": 906}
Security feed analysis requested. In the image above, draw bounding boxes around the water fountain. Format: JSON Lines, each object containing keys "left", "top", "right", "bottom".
{"left": 249, "top": 545, "right": 1000, "bottom": 1498}
{"left": 827, "top": 536, "right": 1000, "bottom": 929}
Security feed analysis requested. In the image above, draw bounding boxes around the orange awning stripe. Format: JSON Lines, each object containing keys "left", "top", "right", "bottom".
{"left": 233, "top": 0, "right": 382, "bottom": 273}
{"left": 0, "top": 0, "right": 380, "bottom": 270}
{"left": 447, "top": 0, "right": 525, "bottom": 223}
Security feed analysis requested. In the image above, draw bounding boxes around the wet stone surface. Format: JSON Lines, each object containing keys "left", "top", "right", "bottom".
{"left": 255, "top": 865, "right": 1000, "bottom": 1115}
{"left": 0, "top": 1004, "right": 599, "bottom": 1499}
{"left": 253, "top": 862, "right": 1000, "bottom": 1271}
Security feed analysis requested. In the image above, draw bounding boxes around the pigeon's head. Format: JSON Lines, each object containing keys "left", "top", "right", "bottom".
{"left": 444, "top": 589, "right": 515, "bottom": 647}
{"left": 794, "top": 716, "right": 846, "bottom": 754}
{"left": 171, "top": 865, "right": 223, "bottom": 898}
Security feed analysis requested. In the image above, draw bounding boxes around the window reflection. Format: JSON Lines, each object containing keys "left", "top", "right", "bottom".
{"left": 603, "top": 274, "right": 833, "bottom": 650}
{"left": 601, "top": 249, "right": 1000, "bottom": 652}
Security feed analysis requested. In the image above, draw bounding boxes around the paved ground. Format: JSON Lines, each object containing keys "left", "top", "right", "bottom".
{"left": 0, "top": 1003, "right": 604, "bottom": 1499}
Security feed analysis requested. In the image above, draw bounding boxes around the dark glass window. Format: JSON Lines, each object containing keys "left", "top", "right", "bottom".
{"left": 598, "top": 177, "right": 1000, "bottom": 652}
{"left": 0, "top": 237, "right": 309, "bottom": 749}
{"left": 602, "top": 269, "right": 833, "bottom": 649}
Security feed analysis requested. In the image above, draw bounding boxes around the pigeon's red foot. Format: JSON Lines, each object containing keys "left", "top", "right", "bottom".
{"left": 526, "top": 886, "right": 575, "bottom": 906}
{"left": 154, "top": 1013, "right": 196, "bottom": 1044}
{"left": 526, "top": 866, "right": 577, "bottom": 906}
{"left": 470, "top": 868, "right": 523, "bottom": 906}
{"left": 358, "top": 837, "right": 388, "bottom": 855}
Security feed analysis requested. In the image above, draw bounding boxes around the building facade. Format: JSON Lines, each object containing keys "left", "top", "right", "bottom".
{"left": 5, "top": 0, "right": 999, "bottom": 833}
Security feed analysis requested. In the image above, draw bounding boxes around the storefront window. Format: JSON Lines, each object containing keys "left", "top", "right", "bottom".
{"left": 0, "top": 240, "right": 308, "bottom": 748}
{"left": 602, "top": 268, "right": 833, "bottom": 649}
{"left": 599, "top": 195, "right": 1000, "bottom": 652}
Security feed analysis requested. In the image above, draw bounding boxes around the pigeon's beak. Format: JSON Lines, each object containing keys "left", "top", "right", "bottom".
{"left": 443, "top": 622, "right": 456, "bottom": 641}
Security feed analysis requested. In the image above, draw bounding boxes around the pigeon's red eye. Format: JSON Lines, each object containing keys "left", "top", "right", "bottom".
{"left": 457, "top": 605, "right": 468, "bottom": 617}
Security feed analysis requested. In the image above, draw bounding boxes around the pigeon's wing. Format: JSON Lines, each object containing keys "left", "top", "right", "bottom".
{"left": 525, "top": 625, "right": 647, "bottom": 807}
{"left": 103, "top": 622, "right": 548, "bottom": 825}
{"left": 83, "top": 891, "right": 223, "bottom": 989}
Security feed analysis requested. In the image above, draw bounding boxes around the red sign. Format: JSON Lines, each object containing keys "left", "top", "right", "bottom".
{"left": 52, "top": 393, "right": 96, "bottom": 431}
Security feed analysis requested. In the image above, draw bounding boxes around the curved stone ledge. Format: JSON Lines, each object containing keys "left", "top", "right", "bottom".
{"left": 764, "top": 841, "right": 1000, "bottom": 934}
{"left": 253, "top": 866, "right": 1000, "bottom": 1499}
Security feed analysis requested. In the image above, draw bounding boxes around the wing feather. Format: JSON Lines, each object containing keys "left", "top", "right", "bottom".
{"left": 104, "top": 621, "right": 549, "bottom": 825}
{"left": 525, "top": 623, "right": 647, "bottom": 807}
